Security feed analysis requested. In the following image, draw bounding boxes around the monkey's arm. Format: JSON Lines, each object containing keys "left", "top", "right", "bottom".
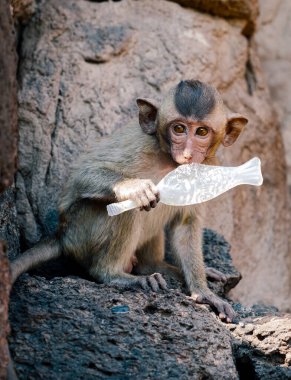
{"left": 75, "top": 167, "right": 124, "bottom": 202}
{"left": 60, "top": 163, "right": 159, "bottom": 212}
{"left": 169, "top": 210, "right": 236, "bottom": 322}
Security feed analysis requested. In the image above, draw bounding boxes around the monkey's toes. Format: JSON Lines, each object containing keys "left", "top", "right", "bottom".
{"left": 139, "top": 273, "right": 167, "bottom": 291}
{"left": 191, "top": 292, "right": 236, "bottom": 323}
{"left": 205, "top": 267, "right": 227, "bottom": 283}
{"left": 151, "top": 273, "right": 168, "bottom": 290}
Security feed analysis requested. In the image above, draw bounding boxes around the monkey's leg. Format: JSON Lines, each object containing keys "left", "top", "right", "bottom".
{"left": 84, "top": 213, "right": 167, "bottom": 291}
{"left": 169, "top": 214, "right": 236, "bottom": 322}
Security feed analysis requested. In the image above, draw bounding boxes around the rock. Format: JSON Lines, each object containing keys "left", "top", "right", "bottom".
{"left": 9, "top": 275, "right": 239, "bottom": 379}
{"left": 8, "top": 227, "right": 242, "bottom": 379}
{"left": 9, "top": 230, "right": 290, "bottom": 379}
{"left": 15, "top": 0, "right": 290, "bottom": 311}
{"left": 0, "top": 243, "right": 11, "bottom": 380}
{"left": 0, "top": 0, "right": 18, "bottom": 378}
{"left": 170, "top": 0, "right": 259, "bottom": 36}
{"left": 255, "top": 1, "right": 291, "bottom": 292}
{"left": 11, "top": 0, "right": 36, "bottom": 24}
{"left": 256, "top": 0, "right": 291, "bottom": 187}
{"left": 203, "top": 229, "right": 241, "bottom": 295}
{"left": 0, "top": 188, "right": 20, "bottom": 261}
{"left": 231, "top": 314, "right": 291, "bottom": 379}
{"left": 0, "top": 0, "right": 18, "bottom": 193}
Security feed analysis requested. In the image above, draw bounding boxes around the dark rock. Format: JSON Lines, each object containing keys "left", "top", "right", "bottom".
{"left": 0, "top": 243, "right": 11, "bottom": 380}
{"left": 203, "top": 229, "right": 241, "bottom": 295}
{"left": 0, "top": 188, "right": 20, "bottom": 261}
{"left": 0, "top": 0, "right": 18, "bottom": 194}
{"left": 9, "top": 229, "right": 290, "bottom": 380}
{"left": 9, "top": 275, "right": 239, "bottom": 380}
{"left": 0, "top": 0, "right": 18, "bottom": 378}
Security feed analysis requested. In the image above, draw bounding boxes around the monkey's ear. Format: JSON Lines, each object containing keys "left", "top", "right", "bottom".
{"left": 136, "top": 98, "right": 159, "bottom": 135}
{"left": 223, "top": 114, "right": 248, "bottom": 147}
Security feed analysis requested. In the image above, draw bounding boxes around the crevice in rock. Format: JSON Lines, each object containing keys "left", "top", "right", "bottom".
{"left": 245, "top": 53, "right": 257, "bottom": 96}
{"left": 44, "top": 77, "right": 63, "bottom": 187}
{"left": 235, "top": 353, "right": 257, "bottom": 380}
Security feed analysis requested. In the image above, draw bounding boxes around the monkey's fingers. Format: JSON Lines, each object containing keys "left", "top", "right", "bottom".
{"left": 139, "top": 190, "right": 159, "bottom": 211}
{"left": 138, "top": 193, "right": 152, "bottom": 209}
{"left": 146, "top": 183, "right": 160, "bottom": 205}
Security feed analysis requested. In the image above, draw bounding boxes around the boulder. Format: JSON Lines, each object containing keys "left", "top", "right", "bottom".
{"left": 9, "top": 230, "right": 291, "bottom": 379}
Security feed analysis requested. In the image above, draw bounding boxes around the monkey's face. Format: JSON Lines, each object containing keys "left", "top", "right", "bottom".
{"left": 167, "top": 119, "right": 216, "bottom": 165}
{"left": 137, "top": 80, "right": 248, "bottom": 166}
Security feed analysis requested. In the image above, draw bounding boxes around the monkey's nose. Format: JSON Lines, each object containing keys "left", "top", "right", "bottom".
{"left": 183, "top": 152, "right": 192, "bottom": 161}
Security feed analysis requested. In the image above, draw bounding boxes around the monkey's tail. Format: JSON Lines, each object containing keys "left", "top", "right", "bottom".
{"left": 11, "top": 238, "right": 61, "bottom": 285}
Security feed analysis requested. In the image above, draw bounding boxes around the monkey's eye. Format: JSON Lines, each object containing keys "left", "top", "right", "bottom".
{"left": 173, "top": 125, "right": 186, "bottom": 134}
{"left": 196, "top": 127, "right": 209, "bottom": 137}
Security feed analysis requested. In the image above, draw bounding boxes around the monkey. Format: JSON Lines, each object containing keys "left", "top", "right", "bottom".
{"left": 11, "top": 80, "right": 248, "bottom": 323}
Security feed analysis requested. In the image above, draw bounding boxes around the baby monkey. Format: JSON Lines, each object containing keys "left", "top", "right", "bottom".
{"left": 11, "top": 80, "right": 248, "bottom": 322}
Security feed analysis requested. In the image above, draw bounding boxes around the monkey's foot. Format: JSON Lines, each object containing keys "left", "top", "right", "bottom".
{"left": 190, "top": 290, "right": 236, "bottom": 323}
{"left": 134, "top": 262, "right": 182, "bottom": 281}
{"left": 109, "top": 273, "right": 167, "bottom": 292}
{"left": 205, "top": 267, "right": 227, "bottom": 283}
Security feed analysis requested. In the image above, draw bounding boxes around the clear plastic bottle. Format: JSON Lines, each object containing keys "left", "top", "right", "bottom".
{"left": 107, "top": 157, "right": 263, "bottom": 217}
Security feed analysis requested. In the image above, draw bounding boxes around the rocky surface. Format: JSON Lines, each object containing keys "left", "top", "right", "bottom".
{"left": 0, "top": 0, "right": 18, "bottom": 378}
{"left": 256, "top": 0, "right": 291, "bottom": 188}
{"left": 0, "top": 0, "right": 18, "bottom": 193}
{"left": 0, "top": 244, "right": 11, "bottom": 380}
{"left": 9, "top": 230, "right": 291, "bottom": 379}
{"left": 14, "top": 0, "right": 290, "bottom": 312}
{"left": 170, "top": 0, "right": 259, "bottom": 36}
{"left": 231, "top": 314, "right": 291, "bottom": 378}
{"left": 0, "top": 189, "right": 20, "bottom": 261}
{"left": 255, "top": 0, "right": 291, "bottom": 287}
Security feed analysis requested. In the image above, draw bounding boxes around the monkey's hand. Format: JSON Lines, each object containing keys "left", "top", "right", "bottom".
{"left": 113, "top": 179, "right": 160, "bottom": 211}
{"left": 191, "top": 290, "right": 236, "bottom": 323}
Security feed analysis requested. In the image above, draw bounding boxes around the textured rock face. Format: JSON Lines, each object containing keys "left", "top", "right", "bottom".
{"left": 0, "top": 0, "right": 18, "bottom": 193}
{"left": 256, "top": 0, "right": 291, "bottom": 187}
{"left": 9, "top": 231, "right": 291, "bottom": 379}
{"left": 10, "top": 276, "right": 239, "bottom": 379}
{"left": 9, "top": 230, "right": 238, "bottom": 379}
{"left": 0, "top": 243, "right": 11, "bottom": 380}
{"left": 15, "top": 0, "right": 290, "bottom": 312}
{"left": 231, "top": 314, "right": 291, "bottom": 375}
{"left": 170, "top": 0, "right": 259, "bottom": 36}
{"left": 0, "top": 0, "right": 18, "bottom": 378}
